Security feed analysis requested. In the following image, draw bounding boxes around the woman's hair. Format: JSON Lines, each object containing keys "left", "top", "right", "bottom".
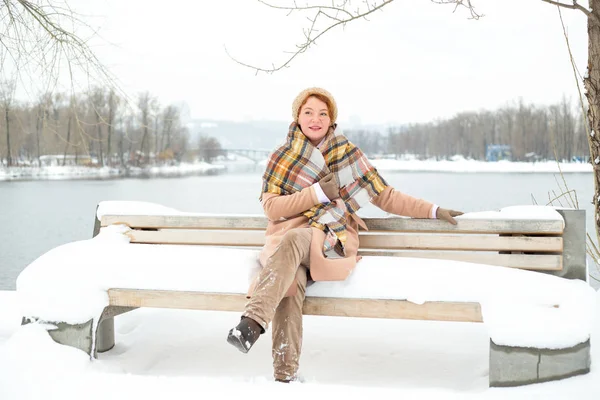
{"left": 292, "top": 87, "right": 338, "bottom": 123}
{"left": 298, "top": 94, "right": 333, "bottom": 119}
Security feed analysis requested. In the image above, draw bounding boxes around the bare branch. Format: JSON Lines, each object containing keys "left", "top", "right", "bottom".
{"left": 257, "top": 0, "right": 354, "bottom": 19}
{"left": 0, "top": 0, "right": 121, "bottom": 97}
{"left": 229, "top": 0, "right": 486, "bottom": 73}
{"left": 540, "top": 0, "right": 599, "bottom": 24}
{"left": 430, "top": 0, "right": 482, "bottom": 20}
{"left": 228, "top": 0, "right": 395, "bottom": 73}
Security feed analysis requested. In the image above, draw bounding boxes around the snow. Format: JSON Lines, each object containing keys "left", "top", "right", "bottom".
{"left": 0, "top": 159, "right": 592, "bottom": 181}
{"left": 96, "top": 201, "right": 265, "bottom": 219}
{"left": 370, "top": 158, "right": 592, "bottom": 173}
{"left": 96, "top": 201, "right": 566, "bottom": 222}
{"left": 15, "top": 202, "right": 596, "bottom": 350}
{"left": 97, "top": 201, "right": 189, "bottom": 218}
{"left": 0, "top": 289, "right": 599, "bottom": 399}
{"left": 0, "top": 165, "right": 121, "bottom": 181}
{"left": 0, "top": 162, "right": 223, "bottom": 181}
{"left": 450, "top": 205, "right": 564, "bottom": 223}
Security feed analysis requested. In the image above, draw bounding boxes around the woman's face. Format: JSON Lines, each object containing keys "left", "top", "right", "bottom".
{"left": 298, "top": 96, "right": 331, "bottom": 146}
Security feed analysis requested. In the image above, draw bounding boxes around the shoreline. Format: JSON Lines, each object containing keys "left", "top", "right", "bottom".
{"left": 0, "top": 159, "right": 593, "bottom": 182}
{"left": 0, "top": 162, "right": 227, "bottom": 182}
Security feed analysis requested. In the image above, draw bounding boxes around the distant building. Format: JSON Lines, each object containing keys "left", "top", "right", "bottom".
{"left": 486, "top": 145, "right": 512, "bottom": 162}
{"left": 39, "top": 155, "right": 96, "bottom": 166}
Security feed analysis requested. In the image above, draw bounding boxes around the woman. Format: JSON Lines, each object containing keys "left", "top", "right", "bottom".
{"left": 227, "top": 87, "right": 462, "bottom": 383}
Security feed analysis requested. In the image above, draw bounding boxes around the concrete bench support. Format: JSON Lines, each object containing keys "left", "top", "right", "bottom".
{"left": 489, "top": 339, "right": 591, "bottom": 387}
{"left": 47, "top": 319, "right": 95, "bottom": 355}
{"left": 552, "top": 209, "right": 586, "bottom": 281}
{"left": 24, "top": 306, "right": 135, "bottom": 358}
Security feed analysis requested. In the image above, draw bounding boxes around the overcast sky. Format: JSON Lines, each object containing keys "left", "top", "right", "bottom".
{"left": 48, "top": 0, "right": 589, "bottom": 126}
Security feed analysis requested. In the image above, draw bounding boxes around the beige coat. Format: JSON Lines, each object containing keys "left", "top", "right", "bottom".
{"left": 249, "top": 185, "right": 434, "bottom": 297}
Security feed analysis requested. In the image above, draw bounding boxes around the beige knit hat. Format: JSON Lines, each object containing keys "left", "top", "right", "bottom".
{"left": 292, "top": 87, "right": 338, "bottom": 124}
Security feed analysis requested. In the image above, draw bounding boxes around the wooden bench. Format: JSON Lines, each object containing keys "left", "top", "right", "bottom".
{"left": 37, "top": 205, "right": 589, "bottom": 387}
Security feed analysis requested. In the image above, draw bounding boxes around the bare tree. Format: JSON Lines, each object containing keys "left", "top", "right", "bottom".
{"left": 137, "top": 92, "right": 157, "bottom": 165}
{"left": 34, "top": 98, "right": 43, "bottom": 166}
{"left": 62, "top": 97, "right": 74, "bottom": 166}
{"left": 89, "top": 88, "right": 106, "bottom": 166}
{"left": 0, "top": 80, "right": 16, "bottom": 166}
{"left": 0, "top": 1, "right": 114, "bottom": 93}
{"left": 198, "top": 136, "right": 223, "bottom": 162}
{"left": 151, "top": 100, "right": 161, "bottom": 162}
{"left": 160, "top": 105, "right": 179, "bottom": 155}
{"left": 106, "top": 90, "right": 119, "bottom": 166}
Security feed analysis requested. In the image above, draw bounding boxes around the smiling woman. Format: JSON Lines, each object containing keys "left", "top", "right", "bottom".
{"left": 227, "top": 86, "right": 463, "bottom": 383}
{"left": 293, "top": 88, "right": 337, "bottom": 146}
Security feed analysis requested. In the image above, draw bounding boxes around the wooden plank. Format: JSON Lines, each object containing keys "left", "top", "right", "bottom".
{"left": 109, "top": 289, "right": 249, "bottom": 312}
{"left": 303, "top": 297, "right": 483, "bottom": 322}
{"left": 127, "top": 230, "right": 266, "bottom": 246}
{"left": 102, "top": 215, "right": 268, "bottom": 230}
{"left": 101, "top": 214, "right": 564, "bottom": 235}
{"left": 128, "top": 230, "right": 563, "bottom": 252}
{"left": 364, "top": 218, "right": 564, "bottom": 234}
{"left": 357, "top": 251, "right": 563, "bottom": 271}
{"left": 107, "top": 288, "right": 483, "bottom": 323}
{"left": 358, "top": 234, "right": 563, "bottom": 252}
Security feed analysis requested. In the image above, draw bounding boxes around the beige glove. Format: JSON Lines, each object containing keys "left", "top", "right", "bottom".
{"left": 318, "top": 173, "right": 340, "bottom": 200}
{"left": 436, "top": 208, "right": 464, "bottom": 225}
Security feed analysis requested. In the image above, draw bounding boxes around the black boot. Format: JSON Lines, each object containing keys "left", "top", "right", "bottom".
{"left": 227, "top": 316, "right": 262, "bottom": 353}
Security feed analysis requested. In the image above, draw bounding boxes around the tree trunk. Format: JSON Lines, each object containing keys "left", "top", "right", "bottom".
{"left": 63, "top": 114, "right": 72, "bottom": 166}
{"left": 96, "top": 111, "right": 104, "bottom": 166}
{"left": 36, "top": 110, "right": 42, "bottom": 167}
{"left": 4, "top": 107, "right": 10, "bottom": 167}
{"left": 154, "top": 116, "right": 159, "bottom": 163}
{"left": 140, "top": 122, "right": 148, "bottom": 166}
{"left": 107, "top": 93, "right": 114, "bottom": 167}
{"left": 584, "top": 1, "right": 600, "bottom": 247}
{"left": 119, "top": 119, "right": 125, "bottom": 168}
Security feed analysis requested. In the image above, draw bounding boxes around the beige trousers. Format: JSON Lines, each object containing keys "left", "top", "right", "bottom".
{"left": 244, "top": 227, "right": 312, "bottom": 381}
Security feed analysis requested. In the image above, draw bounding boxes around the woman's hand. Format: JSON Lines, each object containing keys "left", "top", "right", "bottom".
{"left": 318, "top": 173, "right": 340, "bottom": 200}
{"left": 436, "top": 208, "right": 463, "bottom": 225}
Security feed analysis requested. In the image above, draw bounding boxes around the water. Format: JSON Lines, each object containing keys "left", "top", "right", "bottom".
{"left": 0, "top": 172, "right": 597, "bottom": 290}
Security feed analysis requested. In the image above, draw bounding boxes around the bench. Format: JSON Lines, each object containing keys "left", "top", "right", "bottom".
{"left": 21, "top": 203, "right": 590, "bottom": 387}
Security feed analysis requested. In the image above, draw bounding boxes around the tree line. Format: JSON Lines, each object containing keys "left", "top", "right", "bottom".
{"left": 0, "top": 85, "right": 223, "bottom": 168}
{"left": 346, "top": 98, "right": 589, "bottom": 162}
{"left": 1, "top": 88, "right": 589, "bottom": 167}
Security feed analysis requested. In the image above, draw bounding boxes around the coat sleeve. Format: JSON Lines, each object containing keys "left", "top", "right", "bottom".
{"left": 371, "top": 186, "right": 434, "bottom": 219}
{"left": 261, "top": 187, "right": 319, "bottom": 221}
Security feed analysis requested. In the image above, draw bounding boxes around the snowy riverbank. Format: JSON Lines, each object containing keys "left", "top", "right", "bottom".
{"left": 0, "top": 162, "right": 225, "bottom": 181}
{"left": 0, "top": 158, "right": 592, "bottom": 182}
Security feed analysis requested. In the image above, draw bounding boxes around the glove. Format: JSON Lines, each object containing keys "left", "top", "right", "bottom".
{"left": 436, "top": 207, "right": 463, "bottom": 225}
{"left": 318, "top": 173, "right": 340, "bottom": 200}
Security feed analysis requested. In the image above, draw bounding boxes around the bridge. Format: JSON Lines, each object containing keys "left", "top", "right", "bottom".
{"left": 220, "top": 148, "right": 272, "bottom": 163}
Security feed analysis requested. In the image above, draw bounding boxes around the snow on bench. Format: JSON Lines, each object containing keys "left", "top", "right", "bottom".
{"left": 16, "top": 201, "right": 594, "bottom": 387}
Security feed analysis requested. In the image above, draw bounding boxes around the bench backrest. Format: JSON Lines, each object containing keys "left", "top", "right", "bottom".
{"left": 99, "top": 209, "right": 586, "bottom": 280}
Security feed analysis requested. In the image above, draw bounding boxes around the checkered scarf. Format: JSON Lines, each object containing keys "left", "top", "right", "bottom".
{"left": 261, "top": 122, "right": 388, "bottom": 255}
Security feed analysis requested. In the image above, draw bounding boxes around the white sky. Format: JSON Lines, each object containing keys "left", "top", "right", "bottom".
{"left": 52, "top": 0, "right": 588, "bottom": 125}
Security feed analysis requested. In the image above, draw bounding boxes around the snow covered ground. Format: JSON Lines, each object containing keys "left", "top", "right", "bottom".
{"left": 1, "top": 201, "right": 599, "bottom": 399}
{"left": 0, "top": 289, "right": 599, "bottom": 399}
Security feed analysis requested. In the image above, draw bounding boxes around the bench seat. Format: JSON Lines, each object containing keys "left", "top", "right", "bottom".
{"left": 15, "top": 202, "right": 594, "bottom": 387}
{"left": 18, "top": 225, "right": 594, "bottom": 347}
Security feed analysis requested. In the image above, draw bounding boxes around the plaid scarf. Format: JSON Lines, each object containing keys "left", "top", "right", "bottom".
{"left": 261, "top": 122, "right": 388, "bottom": 255}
